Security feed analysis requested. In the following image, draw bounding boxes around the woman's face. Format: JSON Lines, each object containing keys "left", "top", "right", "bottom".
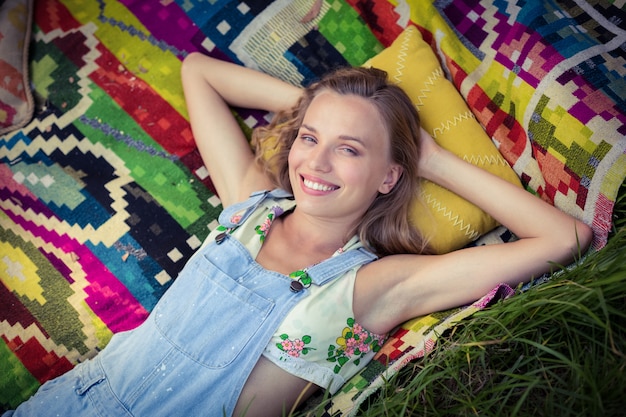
{"left": 288, "top": 90, "right": 402, "bottom": 226}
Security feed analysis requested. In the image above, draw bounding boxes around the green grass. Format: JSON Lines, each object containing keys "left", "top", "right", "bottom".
{"left": 611, "top": 180, "right": 626, "bottom": 236}
{"left": 300, "top": 182, "right": 626, "bottom": 417}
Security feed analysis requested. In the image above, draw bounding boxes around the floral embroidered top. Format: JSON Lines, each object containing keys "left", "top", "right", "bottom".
{"left": 208, "top": 192, "right": 387, "bottom": 393}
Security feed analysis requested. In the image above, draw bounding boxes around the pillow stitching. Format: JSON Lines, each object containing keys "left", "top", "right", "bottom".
{"left": 414, "top": 67, "right": 444, "bottom": 108}
{"left": 392, "top": 26, "right": 412, "bottom": 84}
{"left": 420, "top": 191, "right": 481, "bottom": 240}
{"left": 464, "top": 153, "right": 510, "bottom": 166}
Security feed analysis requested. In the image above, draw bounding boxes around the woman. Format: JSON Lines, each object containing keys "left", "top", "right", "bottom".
{"left": 4, "top": 54, "right": 592, "bottom": 417}
{"left": 181, "top": 53, "right": 592, "bottom": 415}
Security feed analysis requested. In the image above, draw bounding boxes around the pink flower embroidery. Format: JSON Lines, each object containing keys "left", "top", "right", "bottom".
{"left": 259, "top": 218, "right": 272, "bottom": 233}
{"left": 281, "top": 340, "right": 294, "bottom": 351}
{"left": 277, "top": 334, "right": 313, "bottom": 358}
{"left": 255, "top": 206, "right": 285, "bottom": 241}
{"left": 327, "top": 318, "right": 385, "bottom": 374}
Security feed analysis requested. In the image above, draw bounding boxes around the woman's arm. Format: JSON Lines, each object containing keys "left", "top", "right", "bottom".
{"left": 417, "top": 128, "right": 592, "bottom": 261}
{"left": 356, "top": 129, "right": 593, "bottom": 334}
{"left": 181, "top": 53, "right": 302, "bottom": 207}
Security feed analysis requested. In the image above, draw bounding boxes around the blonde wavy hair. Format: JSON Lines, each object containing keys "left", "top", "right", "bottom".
{"left": 252, "top": 66, "right": 430, "bottom": 256}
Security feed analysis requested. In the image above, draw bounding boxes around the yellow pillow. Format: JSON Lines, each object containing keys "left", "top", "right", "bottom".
{"left": 363, "top": 26, "right": 522, "bottom": 254}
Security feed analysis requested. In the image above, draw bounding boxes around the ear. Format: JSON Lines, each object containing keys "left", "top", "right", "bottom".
{"left": 378, "top": 163, "right": 403, "bottom": 194}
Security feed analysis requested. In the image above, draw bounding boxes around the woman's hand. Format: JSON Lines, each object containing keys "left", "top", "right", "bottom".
{"left": 416, "top": 127, "right": 447, "bottom": 182}
{"left": 181, "top": 53, "right": 302, "bottom": 206}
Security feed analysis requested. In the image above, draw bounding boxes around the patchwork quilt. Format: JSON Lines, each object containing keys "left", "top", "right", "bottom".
{"left": 1, "top": 0, "right": 624, "bottom": 414}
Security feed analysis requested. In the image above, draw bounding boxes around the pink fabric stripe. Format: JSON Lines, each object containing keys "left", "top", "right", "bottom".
{"left": 3, "top": 210, "right": 149, "bottom": 333}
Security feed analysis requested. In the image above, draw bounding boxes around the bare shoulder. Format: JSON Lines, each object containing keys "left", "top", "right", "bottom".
{"left": 353, "top": 253, "right": 432, "bottom": 335}
{"left": 354, "top": 250, "right": 491, "bottom": 334}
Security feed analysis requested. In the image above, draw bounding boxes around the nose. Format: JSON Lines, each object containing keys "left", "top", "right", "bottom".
{"left": 307, "top": 144, "right": 332, "bottom": 172}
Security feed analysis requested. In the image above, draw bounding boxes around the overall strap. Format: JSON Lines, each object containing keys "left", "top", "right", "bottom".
{"left": 218, "top": 189, "right": 293, "bottom": 228}
{"left": 307, "top": 247, "right": 378, "bottom": 286}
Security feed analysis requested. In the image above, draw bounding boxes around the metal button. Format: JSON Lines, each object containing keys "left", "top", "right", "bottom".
{"left": 289, "top": 281, "right": 304, "bottom": 293}
{"left": 215, "top": 232, "right": 227, "bottom": 244}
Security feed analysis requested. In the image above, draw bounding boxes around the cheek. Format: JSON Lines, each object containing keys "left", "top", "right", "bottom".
{"left": 287, "top": 141, "right": 312, "bottom": 171}
{"left": 339, "top": 163, "right": 371, "bottom": 189}
{"left": 342, "top": 165, "right": 361, "bottom": 183}
{"left": 361, "top": 161, "right": 392, "bottom": 192}
{"left": 287, "top": 148, "right": 298, "bottom": 173}
{"left": 287, "top": 149, "right": 300, "bottom": 182}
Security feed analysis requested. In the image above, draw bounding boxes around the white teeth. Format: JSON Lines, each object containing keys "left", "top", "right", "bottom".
{"left": 303, "top": 179, "right": 336, "bottom": 192}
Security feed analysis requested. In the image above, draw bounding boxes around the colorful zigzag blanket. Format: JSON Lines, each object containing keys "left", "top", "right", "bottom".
{"left": 1, "top": 0, "right": 624, "bottom": 414}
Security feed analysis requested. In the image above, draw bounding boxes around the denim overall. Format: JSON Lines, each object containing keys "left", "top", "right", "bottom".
{"left": 6, "top": 190, "right": 377, "bottom": 417}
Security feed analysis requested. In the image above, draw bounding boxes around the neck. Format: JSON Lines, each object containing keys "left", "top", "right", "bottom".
{"left": 281, "top": 208, "right": 355, "bottom": 255}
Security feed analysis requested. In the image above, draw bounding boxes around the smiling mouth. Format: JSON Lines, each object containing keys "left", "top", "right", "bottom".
{"left": 303, "top": 178, "right": 339, "bottom": 192}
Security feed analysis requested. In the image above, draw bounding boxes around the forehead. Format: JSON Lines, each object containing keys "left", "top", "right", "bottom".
{"left": 303, "top": 90, "right": 389, "bottom": 141}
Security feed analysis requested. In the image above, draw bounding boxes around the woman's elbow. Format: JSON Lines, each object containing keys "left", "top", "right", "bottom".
{"left": 578, "top": 221, "right": 593, "bottom": 252}
{"left": 180, "top": 51, "right": 203, "bottom": 79}
{"left": 565, "top": 220, "right": 593, "bottom": 259}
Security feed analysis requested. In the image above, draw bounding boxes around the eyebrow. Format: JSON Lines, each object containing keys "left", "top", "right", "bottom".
{"left": 300, "top": 124, "right": 367, "bottom": 146}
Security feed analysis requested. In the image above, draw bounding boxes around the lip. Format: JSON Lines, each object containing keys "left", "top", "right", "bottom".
{"left": 299, "top": 174, "right": 339, "bottom": 195}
